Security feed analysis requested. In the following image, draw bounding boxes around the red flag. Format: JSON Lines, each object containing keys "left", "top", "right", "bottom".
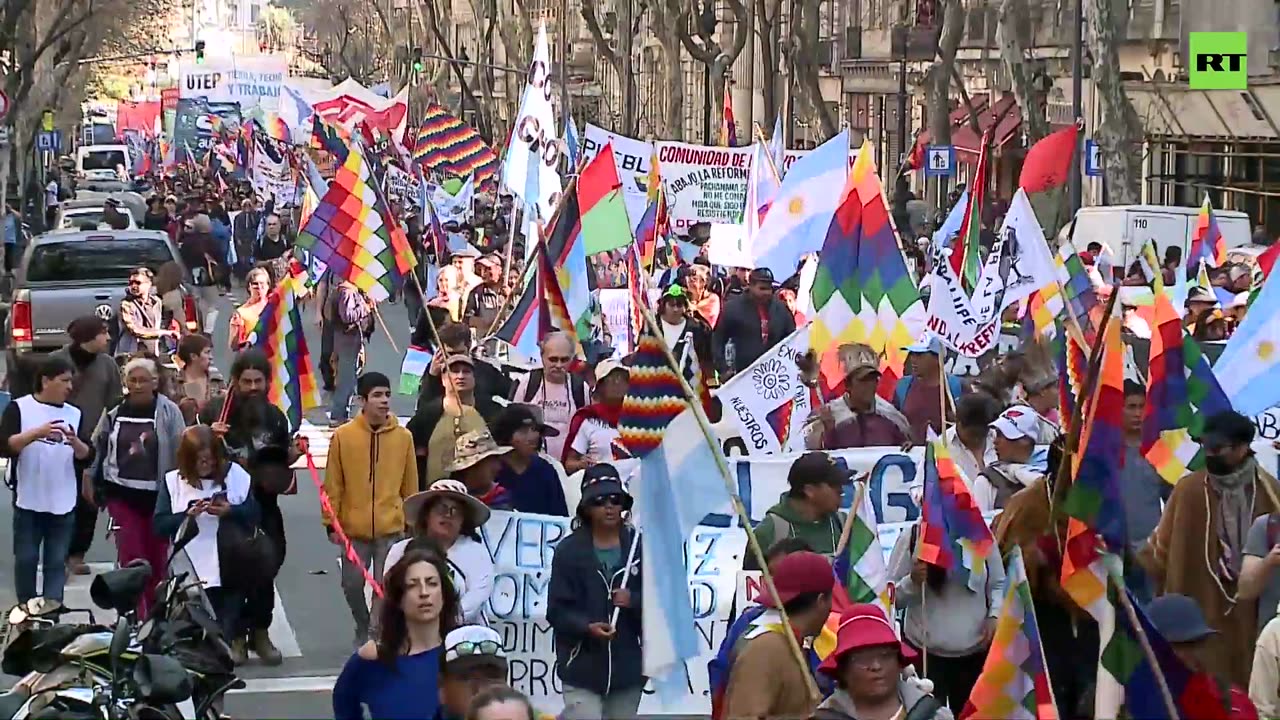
{"left": 1018, "top": 125, "right": 1079, "bottom": 193}
{"left": 1257, "top": 241, "right": 1280, "bottom": 278}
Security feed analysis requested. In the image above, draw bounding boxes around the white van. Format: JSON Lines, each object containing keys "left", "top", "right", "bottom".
{"left": 75, "top": 144, "right": 131, "bottom": 181}
{"left": 1067, "top": 204, "right": 1253, "bottom": 270}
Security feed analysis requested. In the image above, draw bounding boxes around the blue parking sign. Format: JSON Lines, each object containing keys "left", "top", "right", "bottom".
{"left": 924, "top": 145, "right": 956, "bottom": 177}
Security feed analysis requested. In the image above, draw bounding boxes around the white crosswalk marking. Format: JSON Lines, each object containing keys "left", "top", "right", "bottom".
{"left": 33, "top": 562, "right": 301, "bottom": 658}
{"left": 292, "top": 420, "right": 333, "bottom": 469}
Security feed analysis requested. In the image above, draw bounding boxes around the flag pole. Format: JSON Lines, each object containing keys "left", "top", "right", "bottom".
{"left": 1109, "top": 572, "right": 1180, "bottom": 719}
{"left": 636, "top": 301, "right": 820, "bottom": 703}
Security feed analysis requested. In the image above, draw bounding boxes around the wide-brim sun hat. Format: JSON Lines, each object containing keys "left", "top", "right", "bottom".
{"left": 445, "top": 428, "right": 513, "bottom": 473}
{"left": 403, "top": 479, "right": 492, "bottom": 528}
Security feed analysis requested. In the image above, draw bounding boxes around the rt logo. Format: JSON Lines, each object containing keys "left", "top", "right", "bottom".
{"left": 1189, "top": 32, "right": 1247, "bottom": 90}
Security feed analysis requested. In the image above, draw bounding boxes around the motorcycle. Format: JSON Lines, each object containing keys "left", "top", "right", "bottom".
{"left": 0, "top": 518, "right": 243, "bottom": 719}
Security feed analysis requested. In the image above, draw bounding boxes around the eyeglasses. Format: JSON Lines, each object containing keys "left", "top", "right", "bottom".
{"left": 445, "top": 639, "right": 502, "bottom": 664}
{"left": 590, "top": 494, "right": 625, "bottom": 507}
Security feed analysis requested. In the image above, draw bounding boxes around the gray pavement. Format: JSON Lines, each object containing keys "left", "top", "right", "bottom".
{"left": 0, "top": 289, "right": 423, "bottom": 718}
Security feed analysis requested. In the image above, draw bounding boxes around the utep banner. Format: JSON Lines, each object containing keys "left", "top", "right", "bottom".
{"left": 480, "top": 511, "right": 744, "bottom": 715}
{"left": 179, "top": 55, "right": 287, "bottom": 115}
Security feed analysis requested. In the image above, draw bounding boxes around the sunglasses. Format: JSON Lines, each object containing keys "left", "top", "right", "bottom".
{"left": 445, "top": 639, "right": 502, "bottom": 664}
{"left": 590, "top": 494, "right": 625, "bottom": 507}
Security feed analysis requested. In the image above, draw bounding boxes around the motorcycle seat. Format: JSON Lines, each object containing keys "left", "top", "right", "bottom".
{"left": 0, "top": 688, "right": 30, "bottom": 720}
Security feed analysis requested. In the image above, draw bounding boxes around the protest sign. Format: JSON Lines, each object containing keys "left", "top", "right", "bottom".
{"left": 481, "top": 510, "right": 745, "bottom": 714}
{"left": 178, "top": 55, "right": 287, "bottom": 115}
{"left": 250, "top": 136, "right": 296, "bottom": 207}
{"left": 383, "top": 164, "right": 420, "bottom": 204}
{"left": 172, "top": 98, "right": 241, "bottom": 164}
{"left": 598, "top": 288, "right": 634, "bottom": 358}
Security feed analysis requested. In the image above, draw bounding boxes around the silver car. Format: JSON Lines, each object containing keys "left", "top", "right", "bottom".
{"left": 6, "top": 229, "right": 200, "bottom": 360}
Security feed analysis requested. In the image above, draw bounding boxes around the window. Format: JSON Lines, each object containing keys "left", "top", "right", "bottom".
{"left": 81, "top": 150, "right": 126, "bottom": 172}
{"left": 26, "top": 238, "right": 175, "bottom": 283}
{"left": 848, "top": 93, "right": 871, "bottom": 131}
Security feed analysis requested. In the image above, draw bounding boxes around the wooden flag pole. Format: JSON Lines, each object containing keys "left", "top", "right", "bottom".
{"left": 635, "top": 301, "right": 820, "bottom": 703}
{"left": 1109, "top": 572, "right": 1181, "bottom": 720}
{"left": 372, "top": 304, "right": 399, "bottom": 354}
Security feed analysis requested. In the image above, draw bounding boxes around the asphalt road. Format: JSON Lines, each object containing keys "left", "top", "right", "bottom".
{"left": 0, "top": 289, "right": 423, "bottom": 719}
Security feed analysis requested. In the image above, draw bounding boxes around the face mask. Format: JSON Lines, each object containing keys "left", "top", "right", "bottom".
{"left": 1205, "top": 454, "right": 1238, "bottom": 476}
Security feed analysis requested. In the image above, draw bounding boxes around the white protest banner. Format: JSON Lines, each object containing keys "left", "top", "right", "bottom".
{"left": 179, "top": 55, "right": 288, "bottom": 114}
{"left": 924, "top": 255, "right": 1001, "bottom": 357}
{"left": 481, "top": 511, "right": 745, "bottom": 714}
{"left": 598, "top": 288, "right": 633, "bottom": 357}
{"left": 715, "top": 326, "right": 815, "bottom": 455}
{"left": 968, "top": 189, "right": 1058, "bottom": 323}
{"left": 383, "top": 164, "right": 420, "bottom": 204}
{"left": 503, "top": 24, "right": 562, "bottom": 223}
{"left": 250, "top": 142, "right": 296, "bottom": 207}
{"left": 431, "top": 175, "right": 475, "bottom": 224}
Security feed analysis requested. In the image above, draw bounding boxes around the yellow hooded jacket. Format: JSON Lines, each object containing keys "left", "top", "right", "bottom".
{"left": 322, "top": 413, "right": 419, "bottom": 540}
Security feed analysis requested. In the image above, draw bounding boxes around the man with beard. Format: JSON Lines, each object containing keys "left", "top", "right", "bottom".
{"left": 200, "top": 349, "right": 299, "bottom": 665}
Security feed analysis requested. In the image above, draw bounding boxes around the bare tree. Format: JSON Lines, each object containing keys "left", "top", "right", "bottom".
{"left": 753, "top": 0, "right": 783, "bottom": 123}
{"left": 1084, "top": 0, "right": 1142, "bottom": 202}
{"left": 676, "top": 0, "right": 750, "bottom": 141}
{"left": 651, "top": 9, "right": 685, "bottom": 140}
{"left": 997, "top": 0, "right": 1049, "bottom": 143}
{"left": 495, "top": 0, "right": 534, "bottom": 128}
{"left": 787, "top": 0, "right": 836, "bottom": 139}
{"left": 256, "top": 5, "right": 299, "bottom": 53}
{"left": 581, "top": 0, "right": 640, "bottom": 132}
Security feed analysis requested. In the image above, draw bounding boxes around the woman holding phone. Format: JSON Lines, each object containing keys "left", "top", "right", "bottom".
{"left": 154, "top": 425, "right": 257, "bottom": 643}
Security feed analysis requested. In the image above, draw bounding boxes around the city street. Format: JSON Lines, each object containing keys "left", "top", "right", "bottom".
{"left": 0, "top": 290, "right": 422, "bottom": 718}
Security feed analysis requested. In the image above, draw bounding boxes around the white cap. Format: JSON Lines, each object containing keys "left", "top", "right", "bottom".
{"left": 443, "top": 625, "right": 505, "bottom": 665}
{"left": 594, "top": 359, "right": 630, "bottom": 382}
{"left": 990, "top": 405, "right": 1040, "bottom": 442}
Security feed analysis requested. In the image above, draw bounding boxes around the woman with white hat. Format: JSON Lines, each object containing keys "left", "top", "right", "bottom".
{"left": 384, "top": 479, "right": 495, "bottom": 624}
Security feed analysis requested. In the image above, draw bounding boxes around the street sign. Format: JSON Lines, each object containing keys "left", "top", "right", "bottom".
{"left": 924, "top": 145, "right": 956, "bottom": 178}
{"left": 0, "top": 90, "right": 9, "bottom": 121}
{"left": 1084, "top": 139, "right": 1102, "bottom": 177}
{"left": 36, "top": 130, "right": 62, "bottom": 152}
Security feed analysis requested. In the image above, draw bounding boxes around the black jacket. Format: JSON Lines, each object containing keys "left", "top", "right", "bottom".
{"left": 546, "top": 526, "right": 644, "bottom": 696}
{"left": 712, "top": 295, "right": 797, "bottom": 374}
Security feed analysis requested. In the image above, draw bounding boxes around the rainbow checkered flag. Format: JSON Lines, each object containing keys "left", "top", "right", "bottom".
{"left": 294, "top": 128, "right": 415, "bottom": 302}
{"left": 249, "top": 267, "right": 323, "bottom": 430}
{"left": 961, "top": 547, "right": 1057, "bottom": 720}
{"left": 1141, "top": 291, "right": 1233, "bottom": 483}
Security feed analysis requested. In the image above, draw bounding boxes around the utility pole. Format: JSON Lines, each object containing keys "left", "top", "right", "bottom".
{"left": 559, "top": 0, "right": 570, "bottom": 134}
{"left": 1069, "top": 0, "right": 1083, "bottom": 214}
{"left": 620, "top": 0, "right": 635, "bottom": 133}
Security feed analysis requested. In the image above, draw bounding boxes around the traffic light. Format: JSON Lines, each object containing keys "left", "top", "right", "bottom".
{"left": 411, "top": 47, "right": 424, "bottom": 73}
{"left": 195, "top": 40, "right": 206, "bottom": 64}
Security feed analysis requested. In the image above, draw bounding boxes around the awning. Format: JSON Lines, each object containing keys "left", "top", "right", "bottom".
{"left": 913, "top": 94, "right": 992, "bottom": 148}
{"left": 1127, "top": 84, "right": 1280, "bottom": 140}
{"left": 950, "top": 95, "right": 1021, "bottom": 163}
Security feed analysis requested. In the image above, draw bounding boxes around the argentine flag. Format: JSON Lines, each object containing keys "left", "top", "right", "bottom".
{"left": 1214, "top": 267, "right": 1280, "bottom": 416}
{"left": 749, "top": 129, "right": 850, "bottom": 279}
{"left": 564, "top": 115, "right": 581, "bottom": 170}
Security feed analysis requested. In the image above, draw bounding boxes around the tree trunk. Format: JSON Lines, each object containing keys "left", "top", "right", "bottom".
{"left": 997, "top": 0, "right": 1049, "bottom": 143}
{"left": 654, "top": 19, "right": 685, "bottom": 140}
{"left": 1085, "top": 0, "right": 1142, "bottom": 203}
{"left": 788, "top": 0, "right": 836, "bottom": 139}
{"left": 754, "top": 0, "right": 781, "bottom": 123}
{"left": 925, "top": 0, "right": 965, "bottom": 207}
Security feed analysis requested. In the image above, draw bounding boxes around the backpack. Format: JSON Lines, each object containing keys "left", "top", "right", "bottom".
{"left": 335, "top": 284, "right": 371, "bottom": 334}
{"left": 520, "top": 368, "right": 587, "bottom": 409}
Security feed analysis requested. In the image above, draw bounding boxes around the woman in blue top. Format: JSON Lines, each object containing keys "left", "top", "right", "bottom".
{"left": 492, "top": 404, "right": 568, "bottom": 516}
{"left": 333, "top": 546, "right": 461, "bottom": 720}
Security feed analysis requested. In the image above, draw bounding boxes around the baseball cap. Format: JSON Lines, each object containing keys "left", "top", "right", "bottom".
{"left": 445, "top": 354, "right": 475, "bottom": 369}
{"left": 1145, "top": 594, "right": 1217, "bottom": 644}
{"left": 787, "top": 452, "right": 854, "bottom": 491}
{"left": 443, "top": 625, "right": 507, "bottom": 671}
{"left": 903, "top": 334, "right": 943, "bottom": 355}
{"left": 752, "top": 551, "right": 834, "bottom": 608}
{"left": 594, "top": 359, "right": 630, "bottom": 382}
{"left": 990, "top": 405, "right": 1040, "bottom": 441}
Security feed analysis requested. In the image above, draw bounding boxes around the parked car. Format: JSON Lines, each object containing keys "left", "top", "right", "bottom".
{"left": 5, "top": 230, "right": 202, "bottom": 374}
{"left": 56, "top": 200, "right": 139, "bottom": 231}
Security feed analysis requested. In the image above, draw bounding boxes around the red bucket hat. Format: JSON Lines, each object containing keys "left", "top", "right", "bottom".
{"left": 817, "top": 603, "right": 918, "bottom": 677}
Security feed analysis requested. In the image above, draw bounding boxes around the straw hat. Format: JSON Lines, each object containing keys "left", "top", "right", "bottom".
{"left": 444, "top": 429, "right": 513, "bottom": 474}
{"left": 403, "top": 479, "right": 491, "bottom": 528}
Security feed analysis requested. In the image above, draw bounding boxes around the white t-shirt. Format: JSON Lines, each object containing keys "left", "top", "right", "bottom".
{"left": 384, "top": 534, "right": 494, "bottom": 624}
{"left": 571, "top": 417, "right": 621, "bottom": 464}
{"left": 163, "top": 464, "right": 252, "bottom": 589}
{"left": 45, "top": 182, "right": 59, "bottom": 208}
{"left": 4, "top": 396, "right": 82, "bottom": 515}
